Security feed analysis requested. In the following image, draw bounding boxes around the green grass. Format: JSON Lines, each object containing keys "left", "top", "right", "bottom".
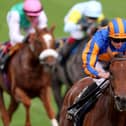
{"left": 1, "top": 0, "right": 126, "bottom": 42}
{"left": 0, "top": 0, "right": 126, "bottom": 125}
{"left": 0, "top": 92, "right": 58, "bottom": 126}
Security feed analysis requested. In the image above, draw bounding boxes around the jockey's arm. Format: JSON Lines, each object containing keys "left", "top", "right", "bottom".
{"left": 64, "top": 9, "right": 82, "bottom": 33}
{"left": 38, "top": 11, "right": 48, "bottom": 29}
{"left": 82, "top": 41, "right": 99, "bottom": 78}
{"left": 82, "top": 39, "right": 110, "bottom": 79}
{"left": 7, "top": 11, "right": 24, "bottom": 46}
{"left": 64, "top": 22, "right": 82, "bottom": 33}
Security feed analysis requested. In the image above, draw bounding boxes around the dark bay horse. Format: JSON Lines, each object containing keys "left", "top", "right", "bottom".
{"left": 59, "top": 55, "right": 126, "bottom": 126}
{"left": 0, "top": 26, "right": 59, "bottom": 126}
{"left": 52, "top": 37, "right": 89, "bottom": 114}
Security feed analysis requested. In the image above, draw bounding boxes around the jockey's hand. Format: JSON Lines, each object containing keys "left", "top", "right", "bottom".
{"left": 98, "top": 71, "right": 110, "bottom": 79}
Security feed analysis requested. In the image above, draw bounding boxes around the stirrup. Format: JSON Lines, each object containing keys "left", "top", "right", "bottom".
{"left": 67, "top": 100, "right": 90, "bottom": 122}
{"left": 67, "top": 107, "right": 78, "bottom": 120}
{"left": 67, "top": 106, "right": 84, "bottom": 122}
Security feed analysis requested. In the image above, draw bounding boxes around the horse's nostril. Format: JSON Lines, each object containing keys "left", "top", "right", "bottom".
{"left": 115, "top": 96, "right": 121, "bottom": 102}
{"left": 121, "top": 97, "right": 126, "bottom": 104}
{"left": 115, "top": 95, "right": 126, "bottom": 100}
{"left": 114, "top": 95, "right": 126, "bottom": 111}
{"left": 115, "top": 95, "right": 126, "bottom": 105}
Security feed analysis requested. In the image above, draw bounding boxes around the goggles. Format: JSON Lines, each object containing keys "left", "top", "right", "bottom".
{"left": 110, "top": 38, "right": 126, "bottom": 43}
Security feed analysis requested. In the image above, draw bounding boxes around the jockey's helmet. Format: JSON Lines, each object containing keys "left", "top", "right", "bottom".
{"left": 108, "top": 18, "right": 126, "bottom": 39}
{"left": 23, "top": 0, "right": 42, "bottom": 16}
{"left": 84, "top": 1, "right": 102, "bottom": 18}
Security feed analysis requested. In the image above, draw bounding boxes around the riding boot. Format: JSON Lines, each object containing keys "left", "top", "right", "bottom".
{"left": 67, "top": 82, "right": 100, "bottom": 121}
{"left": 76, "top": 83, "right": 99, "bottom": 101}
{"left": 67, "top": 78, "right": 110, "bottom": 123}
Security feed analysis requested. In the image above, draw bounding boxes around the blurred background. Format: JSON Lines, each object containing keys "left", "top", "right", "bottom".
{"left": 0, "top": 0, "right": 126, "bottom": 125}
{"left": 0, "top": 0, "right": 126, "bottom": 42}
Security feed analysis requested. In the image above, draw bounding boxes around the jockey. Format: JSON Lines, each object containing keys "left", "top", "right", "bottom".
{"left": 0, "top": 0, "right": 48, "bottom": 70}
{"left": 67, "top": 17, "right": 126, "bottom": 120}
{"left": 58, "top": 0, "right": 108, "bottom": 64}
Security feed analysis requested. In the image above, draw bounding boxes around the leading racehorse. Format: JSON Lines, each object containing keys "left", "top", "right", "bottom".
{"left": 0, "top": 26, "right": 59, "bottom": 126}
{"left": 59, "top": 54, "right": 126, "bottom": 126}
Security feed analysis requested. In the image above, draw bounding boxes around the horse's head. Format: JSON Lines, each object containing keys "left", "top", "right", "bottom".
{"left": 29, "top": 26, "right": 58, "bottom": 66}
{"left": 109, "top": 55, "right": 126, "bottom": 111}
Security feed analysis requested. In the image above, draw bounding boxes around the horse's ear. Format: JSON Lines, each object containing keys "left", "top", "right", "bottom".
{"left": 50, "top": 24, "right": 56, "bottom": 33}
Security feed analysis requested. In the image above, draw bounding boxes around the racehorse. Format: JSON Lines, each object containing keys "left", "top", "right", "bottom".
{"left": 52, "top": 37, "right": 89, "bottom": 116}
{"left": 0, "top": 26, "right": 59, "bottom": 126}
{"left": 52, "top": 19, "right": 109, "bottom": 118}
{"left": 59, "top": 54, "right": 126, "bottom": 126}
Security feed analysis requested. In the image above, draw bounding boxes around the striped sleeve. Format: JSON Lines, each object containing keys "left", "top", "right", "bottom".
{"left": 82, "top": 39, "right": 100, "bottom": 77}
{"left": 67, "top": 10, "right": 82, "bottom": 24}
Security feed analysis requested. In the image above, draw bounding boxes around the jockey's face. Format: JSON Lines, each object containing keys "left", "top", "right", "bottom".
{"left": 26, "top": 15, "right": 38, "bottom": 27}
{"left": 26, "top": 15, "right": 37, "bottom": 22}
{"left": 111, "top": 38, "right": 126, "bottom": 49}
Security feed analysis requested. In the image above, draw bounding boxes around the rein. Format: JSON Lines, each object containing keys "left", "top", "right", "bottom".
{"left": 111, "top": 57, "right": 126, "bottom": 62}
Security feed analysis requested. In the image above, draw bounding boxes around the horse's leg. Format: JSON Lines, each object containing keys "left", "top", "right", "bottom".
{"left": 15, "top": 87, "right": 31, "bottom": 126}
{"left": 52, "top": 64, "right": 71, "bottom": 119}
{"left": 0, "top": 89, "right": 10, "bottom": 126}
{"left": 8, "top": 96, "right": 19, "bottom": 121}
{"left": 40, "top": 86, "right": 58, "bottom": 126}
{"left": 51, "top": 77, "right": 63, "bottom": 119}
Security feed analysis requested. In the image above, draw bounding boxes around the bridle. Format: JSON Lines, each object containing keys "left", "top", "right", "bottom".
{"left": 28, "top": 29, "right": 58, "bottom": 68}
{"left": 109, "top": 57, "right": 126, "bottom": 111}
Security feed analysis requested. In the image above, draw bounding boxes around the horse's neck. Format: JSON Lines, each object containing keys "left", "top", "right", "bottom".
{"left": 105, "top": 89, "right": 126, "bottom": 124}
{"left": 97, "top": 86, "right": 118, "bottom": 119}
{"left": 70, "top": 37, "right": 89, "bottom": 56}
{"left": 18, "top": 43, "right": 40, "bottom": 69}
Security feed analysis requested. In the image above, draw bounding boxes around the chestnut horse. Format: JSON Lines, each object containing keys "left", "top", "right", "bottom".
{"left": 59, "top": 55, "right": 126, "bottom": 126}
{"left": 0, "top": 26, "right": 59, "bottom": 126}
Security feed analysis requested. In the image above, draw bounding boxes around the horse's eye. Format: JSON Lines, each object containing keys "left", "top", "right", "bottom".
{"left": 110, "top": 75, "right": 113, "bottom": 79}
{"left": 110, "top": 72, "right": 114, "bottom": 80}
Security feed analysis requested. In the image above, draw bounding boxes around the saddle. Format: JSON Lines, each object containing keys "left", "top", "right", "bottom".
{"left": 0, "top": 43, "right": 23, "bottom": 71}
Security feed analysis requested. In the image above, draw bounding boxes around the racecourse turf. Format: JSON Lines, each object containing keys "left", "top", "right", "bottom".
{"left": 0, "top": 0, "right": 126, "bottom": 125}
